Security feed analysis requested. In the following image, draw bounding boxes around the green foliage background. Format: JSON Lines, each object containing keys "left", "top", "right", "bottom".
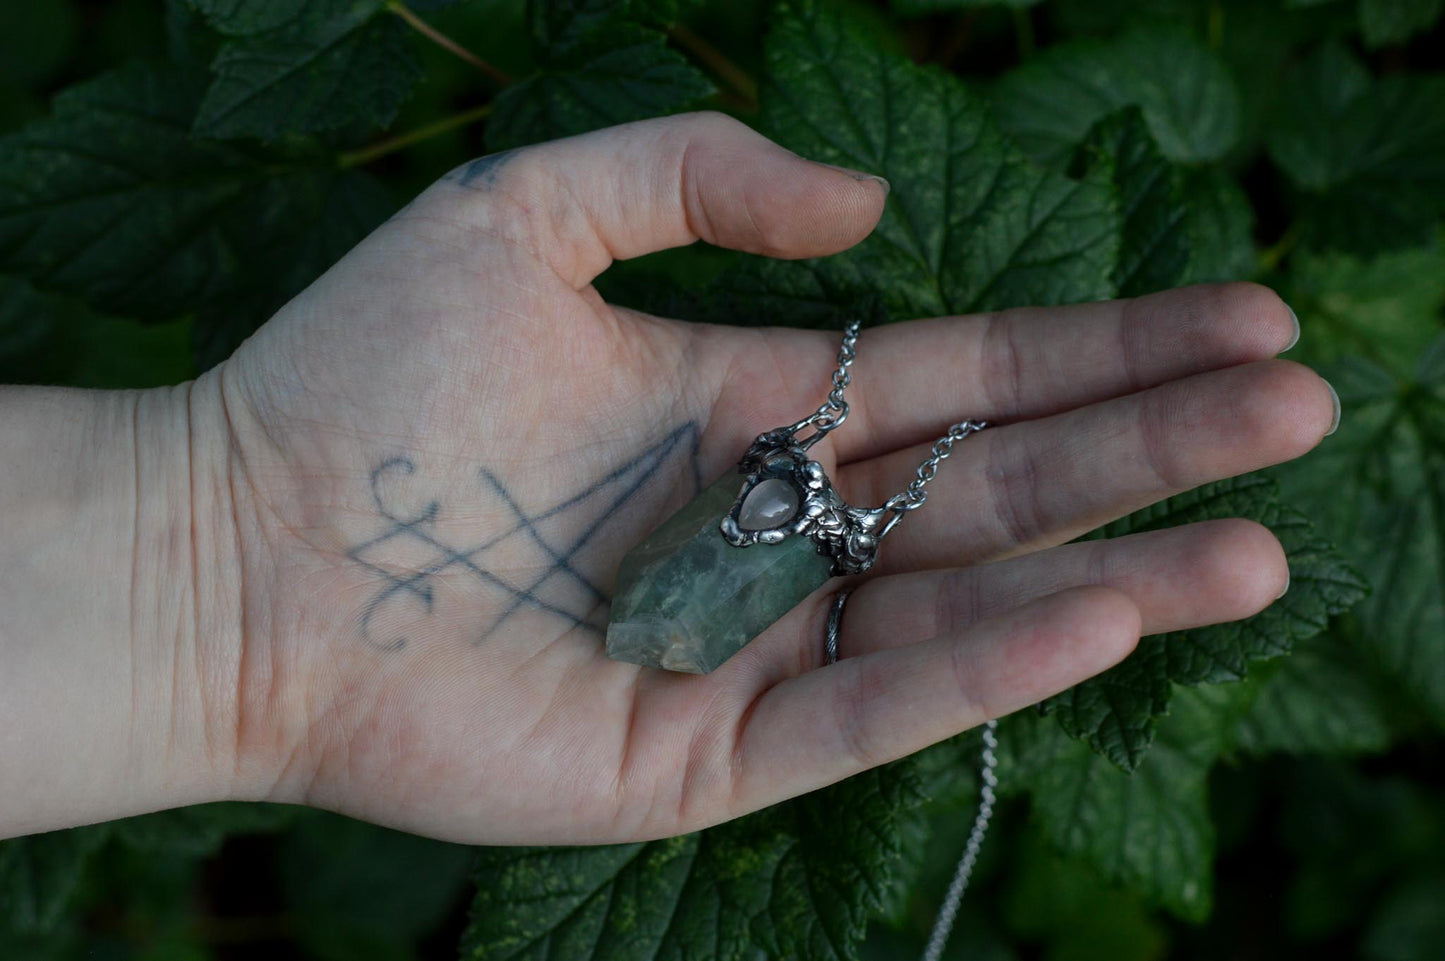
{"left": 1, "top": 0, "right": 1443, "bottom": 958}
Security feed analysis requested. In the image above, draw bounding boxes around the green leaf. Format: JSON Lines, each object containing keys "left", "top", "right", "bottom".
{"left": 1070, "top": 107, "right": 1189, "bottom": 297}
{"left": 1363, "top": 871, "right": 1445, "bottom": 961}
{"left": 192, "top": 167, "right": 397, "bottom": 368}
{"left": 999, "top": 829, "right": 1167, "bottom": 961}
{"left": 0, "top": 60, "right": 394, "bottom": 365}
{"left": 0, "top": 825, "right": 110, "bottom": 933}
{"left": 893, "top": 0, "right": 1042, "bottom": 16}
{"left": 110, "top": 802, "right": 298, "bottom": 858}
{"left": 1359, "top": 0, "right": 1445, "bottom": 48}
{"left": 280, "top": 812, "right": 473, "bottom": 960}
{"left": 486, "top": 20, "right": 714, "bottom": 150}
{"left": 1233, "top": 631, "right": 1393, "bottom": 756}
{"left": 990, "top": 25, "right": 1241, "bottom": 167}
{"left": 1180, "top": 166, "right": 1256, "bottom": 284}
{"left": 1282, "top": 240, "right": 1445, "bottom": 374}
{"left": 1005, "top": 685, "right": 1249, "bottom": 921}
{"left": 464, "top": 762, "right": 928, "bottom": 961}
{"left": 0, "top": 276, "right": 84, "bottom": 384}
{"left": 1040, "top": 476, "right": 1368, "bottom": 770}
{"left": 1265, "top": 43, "right": 1445, "bottom": 257}
{"left": 1272, "top": 243, "right": 1445, "bottom": 726}
{"left": 724, "top": 0, "right": 1118, "bottom": 325}
{"left": 187, "top": 0, "right": 422, "bottom": 140}
{"left": 529, "top": 0, "right": 643, "bottom": 55}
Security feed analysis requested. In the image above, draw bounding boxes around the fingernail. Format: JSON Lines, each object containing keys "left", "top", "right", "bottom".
{"left": 1276, "top": 569, "right": 1291, "bottom": 600}
{"left": 1284, "top": 304, "right": 1300, "bottom": 351}
{"left": 816, "top": 161, "right": 890, "bottom": 195}
{"left": 1324, "top": 379, "right": 1340, "bottom": 436}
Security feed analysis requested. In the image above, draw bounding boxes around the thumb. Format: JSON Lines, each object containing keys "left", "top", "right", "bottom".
{"left": 431, "top": 112, "right": 889, "bottom": 287}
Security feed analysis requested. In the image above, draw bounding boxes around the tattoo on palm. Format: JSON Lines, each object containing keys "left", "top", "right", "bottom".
{"left": 348, "top": 423, "right": 701, "bottom": 650}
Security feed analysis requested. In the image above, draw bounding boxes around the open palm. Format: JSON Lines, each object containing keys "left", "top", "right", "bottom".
{"left": 210, "top": 113, "right": 1332, "bottom": 845}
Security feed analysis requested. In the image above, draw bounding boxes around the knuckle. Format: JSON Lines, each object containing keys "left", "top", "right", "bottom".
{"left": 1137, "top": 385, "right": 1197, "bottom": 489}
{"left": 979, "top": 310, "right": 1025, "bottom": 415}
{"left": 933, "top": 567, "right": 980, "bottom": 638}
{"left": 832, "top": 663, "right": 885, "bottom": 769}
{"left": 984, "top": 431, "right": 1047, "bottom": 550}
{"left": 947, "top": 630, "right": 990, "bottom": 721}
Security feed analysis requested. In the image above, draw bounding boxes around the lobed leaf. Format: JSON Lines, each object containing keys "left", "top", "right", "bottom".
{"left": 487, "top": 21, "right": 713, "bottom": 150}
{"left": 110, "top": 802, "right": 298, "bottom": 858}
{"left": 463, "top": 763, "right": 928, "bottom": 961}
{"left": 188, "top": 0, "right": 423, "bottom": 140}
{"left": 893, "top": 0, "right": 1042, "bottom": 15}
{"left": 1272, "top": 243, "right": 1445, "bottom": 727}
{"left": 1041, "top": 476, "right": 1368, "bottom": 769}
{"left": 1070, "top": 106, "right": 1190, "bottom": 297}
{"left": 486, "top": 0, "right": 713, "bottom": 150}
{"left": 0, "top": 60, "right": 394, "bottom": 365}
{"left": 989, "top": 24, "right": 1241, "bottom": 167}
{"left": 1359, "top": 0, "right": 1445, "bottom": 48}
{"left": 1179, "top": 165, "right": 1256, "bottom": 284}
{"left": 0, "top": 826, "right": 110, "bottom": 934}
{"left": 1005, "top": 685, "right": 1251, "bottom": 922}
{"left": 1265, "top": 43, "right": 1445, "bottom": 257}
{"left": 1233, "top": 631, "right": 1394, "bottom": 756}
{"left": 747, "top": 0, "right": 1119, "bottom": 322}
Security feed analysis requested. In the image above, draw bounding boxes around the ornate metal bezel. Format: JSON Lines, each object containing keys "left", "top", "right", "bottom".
{"left": 719, "top": 426, "right": 895, "bottom": 576}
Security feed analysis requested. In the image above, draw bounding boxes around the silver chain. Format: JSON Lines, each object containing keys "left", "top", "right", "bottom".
{"left": 810, "top": 320, "right": 997, "bottom": 960}
{"left": 804, "top": 319, "right": 987, "bottom": 518}
{"left": 920, "top": 719, "right": 999, "bottom": 961}
{"left": 798, "top": 319, "right": 861, "bottom": 439}
{"left": 886, "top": 420, "right": 988, "bottom": 513}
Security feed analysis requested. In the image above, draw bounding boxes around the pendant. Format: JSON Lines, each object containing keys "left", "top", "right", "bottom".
{"left": 606, "top": 423, "right": 894, "bottom": 674}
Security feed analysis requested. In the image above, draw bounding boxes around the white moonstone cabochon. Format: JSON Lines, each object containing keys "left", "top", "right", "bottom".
{"left": 736, "top": 477, "right": 800, "bottom": 531}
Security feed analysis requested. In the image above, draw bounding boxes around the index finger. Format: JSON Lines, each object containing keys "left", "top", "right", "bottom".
{"left": 715, "top": 282, "right": 1298, "bottom": 465}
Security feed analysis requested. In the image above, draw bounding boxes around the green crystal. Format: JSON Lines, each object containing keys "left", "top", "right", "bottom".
{"left": 606, "top": 472, "right": 835, "bottom": 673}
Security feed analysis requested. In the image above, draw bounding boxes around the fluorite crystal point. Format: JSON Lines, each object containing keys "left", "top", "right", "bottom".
{"left": 606, "top": 472, "right": 834, "bottom": 673}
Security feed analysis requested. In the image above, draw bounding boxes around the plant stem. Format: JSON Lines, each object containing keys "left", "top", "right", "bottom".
{"left": 1013, "top": 7, "right": 1036, "bottom": 60}
{"left": 669, "top": 23, "right": 758, "bottom": 110}
{"left": 1208, "top": 0, "right": 1225, "bottom": 50}
{"left": 1258, "top": 222, "right": 1303, "bottom": 274}
{"left": 339, "top": 103, "right": 495, "bottom": 168}
{"left": 388, "top": 0, "right": 512, "bottom": 86}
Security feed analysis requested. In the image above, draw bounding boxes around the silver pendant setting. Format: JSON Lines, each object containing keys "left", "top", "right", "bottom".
{"left": 720, "top": 424, "right": 897, "bottom": 576}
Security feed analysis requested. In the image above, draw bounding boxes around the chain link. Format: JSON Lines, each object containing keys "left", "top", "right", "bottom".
{"left": 885, "top": 419, "right": 988, "bottom": 513}
{"left": 798, "top": 319, "right": 860, "bottom": 439}
{"left": 806, "top": 319, "right": 986, "bottom": 515}
{"left": 810, "top": 320, "right": 995, "bottom": 961}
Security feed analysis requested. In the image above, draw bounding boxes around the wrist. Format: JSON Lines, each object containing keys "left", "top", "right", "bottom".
{"left": 131, "top": 373, "right": 251, "bottom": 807}
{"left": 0, "top": 377, "right": 245, "bottom": 836}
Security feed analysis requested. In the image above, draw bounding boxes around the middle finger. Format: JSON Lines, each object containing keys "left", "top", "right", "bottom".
{"left": 837, "top": 358, "right": 1335, "bottom": 576}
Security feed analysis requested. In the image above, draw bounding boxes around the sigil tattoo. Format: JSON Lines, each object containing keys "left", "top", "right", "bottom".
{"left": 347, "top": 423, "right": 700, "bottom": 650}
{"left": 444, "top": 149, "right": 519, "bottom": 190}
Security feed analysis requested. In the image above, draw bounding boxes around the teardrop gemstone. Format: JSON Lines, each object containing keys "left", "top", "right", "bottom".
{"left": 737, "top": 477, "right": 800, "bottom": 531}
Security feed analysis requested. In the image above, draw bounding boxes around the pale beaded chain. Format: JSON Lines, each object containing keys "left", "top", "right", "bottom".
{"left": 920, "top": 719, "right": 999, "bottom": 961}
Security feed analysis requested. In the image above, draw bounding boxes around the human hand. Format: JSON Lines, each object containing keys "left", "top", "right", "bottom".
{"left": 190, "top": 112, "right": 1332, "bottom": 845}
